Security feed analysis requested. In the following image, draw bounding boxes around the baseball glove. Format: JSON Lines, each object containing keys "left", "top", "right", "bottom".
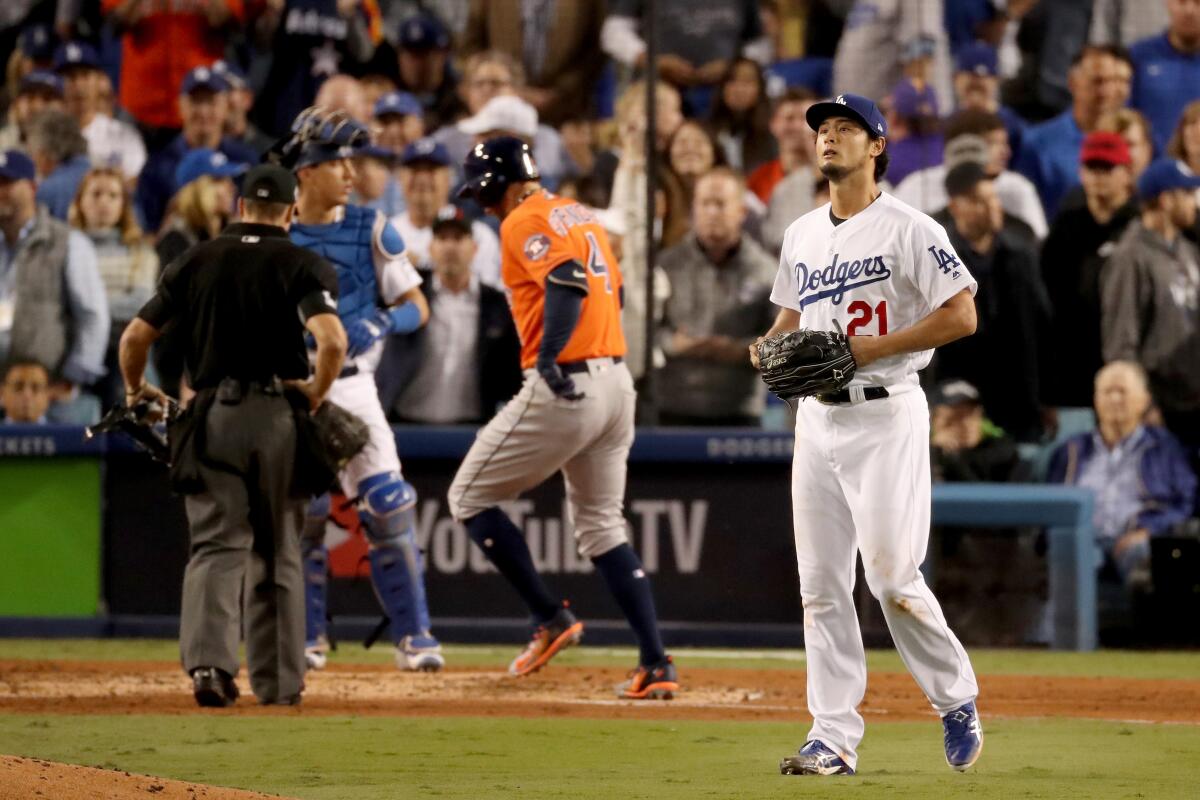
{"left": 310, "top": 400, "right": 370, "bottom": 470}
{"left": 756, "top": 329, "right": 857, "bottom": 400}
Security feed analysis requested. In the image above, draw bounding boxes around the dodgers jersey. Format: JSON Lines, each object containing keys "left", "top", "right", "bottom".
{"left": 770, "top": 192, "right": 978, "bottom": 388}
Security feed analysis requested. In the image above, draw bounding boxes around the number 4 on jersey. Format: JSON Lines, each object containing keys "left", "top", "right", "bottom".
{"left": 583, "top": 231, "right": 613, "bottom": 294}
{"left": 928, "top": 245, "right": 962, "bottom": 279}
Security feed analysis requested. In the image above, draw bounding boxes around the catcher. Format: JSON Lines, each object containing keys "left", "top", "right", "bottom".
{"left": 118, "top": 164, "right": 347, "bottom": 708}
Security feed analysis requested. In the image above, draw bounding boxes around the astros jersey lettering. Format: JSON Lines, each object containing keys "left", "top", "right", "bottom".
{"left": 770, "top": 192, "right": 978, "bottom": 387}
{"left": 501, "top": 191, "right": 626, "bottom": 368}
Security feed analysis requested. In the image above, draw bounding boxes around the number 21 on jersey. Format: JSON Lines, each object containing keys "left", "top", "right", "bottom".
{"left": 847, "top": 300, "right": 887, "bottom": 336}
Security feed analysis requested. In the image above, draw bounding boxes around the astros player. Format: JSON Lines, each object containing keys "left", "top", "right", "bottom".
{"left": 752, "top": 94, "right": 983, "bottom": 774}
{"left": 448, "top": 136, "right": 678, "bottom": 699}
{"left": 277, "top": 107, "right": 444, "bottom": 672}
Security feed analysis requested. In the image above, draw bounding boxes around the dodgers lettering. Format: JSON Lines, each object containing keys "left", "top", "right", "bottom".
{"left": 794, "top": 252, "right": 892, "bottom": 308}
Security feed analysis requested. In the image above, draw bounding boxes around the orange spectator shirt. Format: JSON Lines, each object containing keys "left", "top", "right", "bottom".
{"left": 501, "top": 191, "right": 626, "bottom": 369}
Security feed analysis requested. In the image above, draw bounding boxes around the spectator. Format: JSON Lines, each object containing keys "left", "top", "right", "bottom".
{"left": 1041, "top": 132, "right": 1139, "bottom": 409}
{"left": 27, "top": 108, "right": 90, "bottom": 221}
{"left": 1015, "top": 46, "right": 1132, "bottom": 219}
{"left": 832, "top": 0, "right": 954, "bottom": 114}
{"left": 1096, "top": 108, "right": 1155, "bottom": 181}
{"left": 52, "top": 41, "right": 147, "bottom": 183}
{"left": 709, "top": 56, "right": 776, "bottom": 173}
{"left": 6, "top": 26, "right": 58, "bottom": 99}
{"left": 102, "top": 0, "right": 244, "bottom": 139}
{"left": 251, "top": 0, "right": 380, "bottom": 137}
{"left": 592, "top": 79, "right": 684, "bottom": 209}
{"left": 1004, "top": 0, "right": 1094, "bottom": 121}
{"left": 601, "top": 0, "right": 768, "bottom": 113}
{"left": 373, "top": 90, "right": 425, "bottom": 152}
{"left": 0, "top": 71, "right": 64, "bottom": 151}
{"left": 1090, "top": 0, "right": 1170, "bottom": 47}
{"left": 387, "top": 13, "right": 463, "bottom": 130}
{"left": 666, "top": 119, "right": 725, "bottom": 218}
{"left": 434, "top": 51, "right": 567, "bottom": 188}
{"left": 930, "top": 379, "right": 1028, "bottom": 483}
{"left": 1047, "top": 361, "right": 1198, "bottom": 587}
{"left": 558, "top": 115, "right": 604, "bottom": 204}
{"left": 1101, "top": 158, "right": 1200, "bottom": 451}
{"left": 1166, "top": 98, "right": 1200, "bottom": 176}
{"left": 934, "top": 162, "right": 1049, "bottom": 442}
{"left": 656, "top": 168, "right": 775, "bottom": 426}
{"left": 351, "top": 145, "right": 404, "bottom": 218}
{"left": 313, "top": 73, "right": 371, "bottom": 123}
{"left": 951, "top": 41, "right": 1025, "bottom": 158}
{"left": 136, "top": 67, "right": 257, "bottom": 234}
{"left": 0, "top": 149, "right": 108, "bottom": 422}
{"left": 886, "top": 74, "right": 943, "bottom": 186}
{"left": 461, "top": 0, "right": 606, "bottom": 127}
{"left": 751, "top": 87, "right": 819, "bottom": 253}
{"left": 210, "top": 60, "right": 274, "bottom": 156}
{"left": 0, "top": 360, "right": 52, "bottom": 424}
{"left": 389, "top": 138, "right": 500, "bottom": 286}
{"left": 359, "top": 74, "right": 398, "bottom": 112}
{"left": 895, "top": 110, "right": 1046, "bottom": 238}
{"left": 1129, "top": 0, "right": 1200, "bottom": 153}
{"left": 379, "top": 205, "right": 522, "bottom": 424}
{"left": 68, "top": 166, "right": 159, "bottom": 409}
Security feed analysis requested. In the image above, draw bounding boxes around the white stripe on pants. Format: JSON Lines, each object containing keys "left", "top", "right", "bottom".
{"left": 791, "top": 387, "right": 978, "bottom": 769}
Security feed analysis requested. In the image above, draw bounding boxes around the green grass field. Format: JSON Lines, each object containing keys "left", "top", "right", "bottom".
{"left": 2, "top": 641, "right": 1198, "bottom": 799}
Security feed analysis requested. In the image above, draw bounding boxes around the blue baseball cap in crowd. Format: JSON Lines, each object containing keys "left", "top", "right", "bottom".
{"left": 180, "top": 65, "right": 230, "bottom": 96}
{"left": 374, "top": 91, "right": 423, "bottom": 119}
{"left": 355, "top": 144, "right": 401, "bottom": 162}
{"left": 956, "top": 41, "right": 999, "bottom": 77}
{"left": 19, "top": 24, "right": 57, "bottom": 62}
{"left": 901, "top": 34, "right": 937, "bottom": 63}
{"left": 400, "top": 137, "right": 451, "bottom": 167}
{"left": 19, "top": 70, "right": 64, "bottom": 98}
{"left": 892, "top": 78, "right": 939, "bottom": 120}
{"left": 175, "top": 148, "right": 249, "bottom": 191}
{"left": 210, "top": 59, "right": 248, "bottom": 90}
{"left": 397, "top": 13, "right": 450, "bottom": 51}
{"left": 53, "top": 41, "right": 100, "bottom": 72}
{"left": 1137, "top": 158, "right": 1200, "bottom": 200}
{"left": 806, "top": 93, "right": 888, "bottom": 138}
{"left": 0, "top": 150, "right": 37, "bottom": 182}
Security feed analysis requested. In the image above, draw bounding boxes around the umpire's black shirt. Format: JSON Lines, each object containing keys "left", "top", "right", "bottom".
{"left": 137, "top": 222, "right": 338, "bottom": 390}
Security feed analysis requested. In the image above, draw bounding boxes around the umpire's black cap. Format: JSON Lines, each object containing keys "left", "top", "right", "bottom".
{"left": 243, "top": 164, "right": 297, "bottom": 204}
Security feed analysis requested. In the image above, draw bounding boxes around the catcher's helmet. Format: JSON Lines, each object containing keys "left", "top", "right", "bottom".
{"left": 457, "top": 136, "right": 540, "bottom": 208}
{"left": 265, "top": 107, "right": 370, "bottom": 171}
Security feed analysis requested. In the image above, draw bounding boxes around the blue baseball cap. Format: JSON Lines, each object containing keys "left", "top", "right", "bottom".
{"left": 892, "top": 78, "right": 939, "bottom": 120}
{"left": 374, "top": 91, "right": 423, "bottom": 119}
{"left": 397, "top": 14, "right": 450, "bottom": 51}
{"left": 175, "top": 148, "right": 248, "bottom": 191}
{"left": 806, "top": 93, "right": 888, "bottom": 138}
{"left": 210, "top": 59, "right": 248, "bottom": 90}
{"left": 19, "top": 70, "right": 64, "bottom": 98}
{"left": 19, "top": 24, "right": 57, "bottom": 62}
{"left": 53, "top": 41, "right": 100, "bottom": 72}
{"left": 355, "top": 144, "right": 400, "bottom": 162}
{"left": 431, "top": 203, "right": 476, "bottom": 235}
{"left": 0, "top": 150, "right": 36, "bottom": 182}
{"left": 901, "top": 34, "right": 937, "bottom": 63}
{"left": 400, "top": 137, "right": 451, "bottom": 167}
{"left": 956, "top": 42, "right": 998, "bottom": 77}
{"left": 180, "top": 65, "right": 229, "bottom": 96}
{"left": 1137, "top": 158, "right": 1200, "bottom": 200}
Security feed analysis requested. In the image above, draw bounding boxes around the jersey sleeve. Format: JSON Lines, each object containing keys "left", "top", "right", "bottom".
{"left": 505, "top": 212, "right": 579, "bottom": 286}
{"left": 769, "top": 225, "right": 801, "bottom": 312}
{"left": 905, "top": 216, "right": 978, "bottom": 313}
{"left": 136, "top": 253, "right": 188, "bottom": 328}
{"left": 296, "top": 254, "right": 340, "bottom": 321}
{"left": 372, "top": 212, "right": 422, "bottom": 304}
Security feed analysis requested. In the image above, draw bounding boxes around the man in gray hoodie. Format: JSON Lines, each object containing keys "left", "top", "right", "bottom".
{"left": 1101, "top": 158, "right": 1200, "bottom": 454}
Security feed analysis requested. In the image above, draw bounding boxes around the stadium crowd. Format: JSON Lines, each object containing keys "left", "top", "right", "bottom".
{"left": 0, "top": 0, "right": 1199, "bottom": 582}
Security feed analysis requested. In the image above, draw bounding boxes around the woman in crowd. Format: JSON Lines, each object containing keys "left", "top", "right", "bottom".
{"left": 68, "top": 167, "right": 159, "bottom": 409}
{"left": 708, "top": 57, "right": 775, "bottom": 174}
{"left": 1168, "top": 100, "right": 1200, "bottom": 242}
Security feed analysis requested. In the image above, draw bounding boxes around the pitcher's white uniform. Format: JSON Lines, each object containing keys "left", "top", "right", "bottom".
{"left": 771, "top": 191, "right": 980, "bottom": 770}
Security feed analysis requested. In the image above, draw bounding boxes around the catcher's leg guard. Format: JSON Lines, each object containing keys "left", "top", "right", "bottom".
{"left": 302, "top": 493, "right": 331, "bottom": 648}
{"left": 358, "top": 473, "right": 436, "bottom": 644}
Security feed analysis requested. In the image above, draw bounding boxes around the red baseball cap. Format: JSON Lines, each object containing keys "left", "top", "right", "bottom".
{"left": 1080, "top": 132, "right": 1131, "bottom": 167}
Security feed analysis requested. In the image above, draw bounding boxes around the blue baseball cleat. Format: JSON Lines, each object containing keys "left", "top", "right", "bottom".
{"left": 943, "top": 701, "right": 984, "bottom": 771}
{"left": 780, "top": 740, "right": 855, "bottom": 776}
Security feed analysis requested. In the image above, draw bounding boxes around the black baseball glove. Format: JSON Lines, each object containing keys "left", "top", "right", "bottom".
{"left": 756, "top": 329, "right": 857, "bottom": 400}
{"left": 86, "top": 399, "right": 177, "bottom": 463}
{"left": 310, "top": 400, "right": 370, "bottom": 470}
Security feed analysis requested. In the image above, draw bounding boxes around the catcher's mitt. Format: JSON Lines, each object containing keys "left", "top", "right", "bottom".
{"left": 86, "top": 399, "right": 177, "bottom": 462}
{"left": 310, "top": 400, "right": 370, "bottom": 469}
{"left": 756, "top": 329, "right": 857, "bottom": 400}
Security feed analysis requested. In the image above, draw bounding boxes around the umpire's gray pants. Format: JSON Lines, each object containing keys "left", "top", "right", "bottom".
{"left": 448, "top": 359, "right": 635, "bottom": 559}
{"left": 179, "top": 390, "right": 305, "bottom": 703}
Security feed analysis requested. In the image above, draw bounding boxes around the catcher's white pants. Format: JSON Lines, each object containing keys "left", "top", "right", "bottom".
{"left": 326, "top": 370, "right": 402, "bottom": 495}
{"left": 791, "top": 385, "right": 977, "bottom": 770}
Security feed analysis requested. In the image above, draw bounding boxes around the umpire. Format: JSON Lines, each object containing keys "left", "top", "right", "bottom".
{"left": 118, "top": 164, "right": 347, "bottom": 707}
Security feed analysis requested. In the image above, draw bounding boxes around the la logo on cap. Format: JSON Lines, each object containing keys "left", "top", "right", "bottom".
{"left": 67, "top": 43, "right": 80, "bottom": 60}
{"left": 212, "top": 153, "right": 228, "bottom": 166}
{"left": 256, "top": 187, "right": 269, "bottom": 197}
{"left": 835, "top": 95, "right": 846, "bottom": 105}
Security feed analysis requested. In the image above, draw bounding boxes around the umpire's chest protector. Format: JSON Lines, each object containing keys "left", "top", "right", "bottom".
{"left": 291, "top": 205, "right": 379, "bottom": 326}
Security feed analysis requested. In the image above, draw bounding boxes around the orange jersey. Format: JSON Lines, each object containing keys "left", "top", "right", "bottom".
{"left": 501, "top": 191, "right": 627, "bottom": 369}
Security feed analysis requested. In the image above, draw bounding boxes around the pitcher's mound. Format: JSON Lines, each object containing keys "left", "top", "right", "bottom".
{"left": 0, "top": 755, "right": 297, "bottom": 799}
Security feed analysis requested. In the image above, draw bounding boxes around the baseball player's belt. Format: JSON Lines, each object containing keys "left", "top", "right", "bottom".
{"left": 339, "top": 365, "right": 359, "bottom": 378}
{"left": 560, "top": 356, "right": 623, "bottom": 374}
{"left": 817, "top": 386, "right": 890, "bottom": 405}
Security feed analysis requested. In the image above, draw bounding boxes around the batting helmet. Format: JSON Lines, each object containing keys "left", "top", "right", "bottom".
{"left": 457, "top": 136, "right": 540, "bottom": 209}
{"left": 265, "top": 107, "right": 370, "bottom": 171}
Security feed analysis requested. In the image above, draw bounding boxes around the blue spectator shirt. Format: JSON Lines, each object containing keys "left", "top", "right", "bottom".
{"left": 1076, "top": 426, "right": 1149, "bottom": 544}
{"left": 1014, "top": 110, "right": 1084, "bottom": 219}
{"left": 0, "top": 216, "right": 110, "bottom": 384}
{"left": 1129, "top": 33, "right": 1200, "bottom": 153}
{"left": 36, "top": 154, "right": 92, "bottom": 221}
{"left": 135, "top": 135, "right": 258, "bottom": 234}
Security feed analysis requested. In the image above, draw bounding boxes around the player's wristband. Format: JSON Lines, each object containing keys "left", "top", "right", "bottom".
{"left": 385, "top": 302, "right": 422, "bottom": 334}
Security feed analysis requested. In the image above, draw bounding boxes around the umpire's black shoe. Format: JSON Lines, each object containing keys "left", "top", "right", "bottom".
{"left": 191, "top": 667, "right": 239, "bottom": 708}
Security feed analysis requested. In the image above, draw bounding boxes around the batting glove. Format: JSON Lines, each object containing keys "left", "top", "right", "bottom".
{"left": 537, "top": 361, "right": 585, "bottom": 401}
